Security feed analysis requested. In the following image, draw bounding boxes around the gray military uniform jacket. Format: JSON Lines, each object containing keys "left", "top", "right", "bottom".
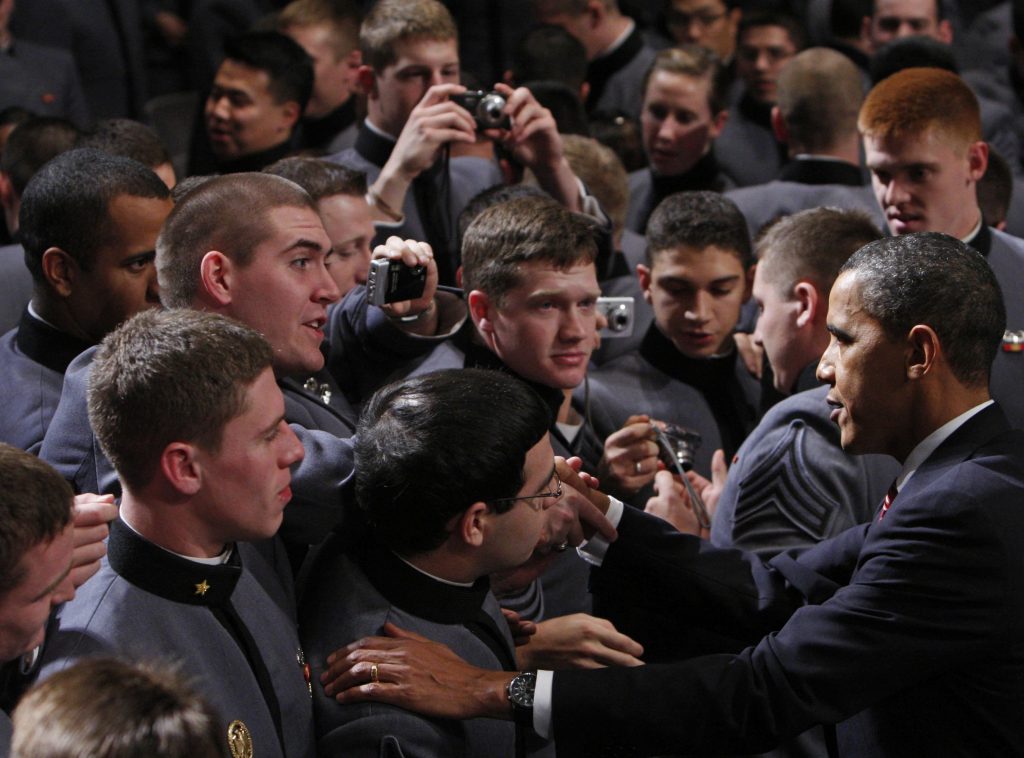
{"left": 38, "top": 521, "right": 315, "bottom": 758}
{"left": 301, "top": 532, "right": 552, "bottom": 757}
{"left": 711, "top": 382, "right": 900, "bottom": 559}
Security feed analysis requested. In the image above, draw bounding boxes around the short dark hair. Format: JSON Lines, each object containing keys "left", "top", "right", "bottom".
{"left": 12, "top": 659, "right": 223, "bottom": 758}
{"left": 19, "top": 148, "right": 170, "bottom": 286}
{"left": 737, "top": 10, "right": 807, "bottom": 50}
{"left": 0, "top": 444, "right": 73, "bottom": 595}
{"left": 355, "top": 369, "right": 552, "bottom": 555}
{"left": 78, "top": 119, "right": 172, "bottom": 170}
{"left": 157, "top": 172, "right": 315, "bottom": 308}
{"left": 840, "top": 232, "right": 1005, "bottom": 387}
{"left": 869, "top": 35, "right": 958, "bottom": 85}
{"left": 646, "top": 191, "right": 752, "bottom": 267}
{"left": 756, "top": 207, "right": 882, "bottom": 297}
{"left": 462, "top": 194, "right": 600, "bottom": 304}
{"left": 88, "top": 309, "right": 274, "bottom": 491}
{"left": 511, "top": 25, "right": 588, "bottom": 90}
{"left": 871, "top": 0, "right": 943, "bottom": 21}
{"left": 831, "top": 0, "right": 872, "bottom": 38}
{"left": 223, "top": 31, "right": 314, "bottom": 112}
{"left": 0, "top": 116, "right": 79, "bottom": 196}
{"left": 263, "top": 156, "right": 367, "bottom": 201}
{"left": 1015, "top": 0, "right": 1024, "bottom": 40}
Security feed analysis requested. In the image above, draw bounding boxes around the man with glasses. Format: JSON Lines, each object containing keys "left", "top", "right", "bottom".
{"left": 300, "top": 369, "right": 573, "bottom": 758}
{"left": 664, "top": 0, "right": 742, "bottom": 64}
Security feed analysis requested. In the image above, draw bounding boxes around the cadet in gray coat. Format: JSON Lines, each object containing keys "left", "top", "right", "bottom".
{"left": 708, "top": 207, "right": 898, "bottom": 561}
{"left": 302, "top": 369, "right": 574, "bottom": 757}
{"left": 37, "top": 310, "right": 316, "bottom": 758}
{"left": 0, "top": 446, "right": 76, "bottom": 758}
{"left": 726, "top": 48, "right": 886, "bottom": 241}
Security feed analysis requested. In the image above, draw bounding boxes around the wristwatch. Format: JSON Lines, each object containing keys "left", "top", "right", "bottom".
{"left": 506, "top": 671, "right": 537, "bottom": 727}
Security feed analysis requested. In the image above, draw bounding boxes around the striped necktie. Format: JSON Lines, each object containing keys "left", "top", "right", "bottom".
{"left": 878, "top": 481, "right": 899, "bottom": 521}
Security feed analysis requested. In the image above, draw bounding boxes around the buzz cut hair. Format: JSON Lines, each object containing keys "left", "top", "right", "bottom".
{"left": 278, "top": 0, "right": 361, "bottom": 60}
{"left": 859, "top": 67, "right": 981, "bottom": 151}
{"left": 756, "top": 207, "right": 883, "bottom": 298}
{"left": 156, "top": 172, "right": 316, "bottom": 309}
{"left": 360, "top": 0, "right": 457, "bottom": 72}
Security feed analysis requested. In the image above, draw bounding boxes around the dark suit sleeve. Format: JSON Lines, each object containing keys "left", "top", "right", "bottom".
{"left": 553, "top": 476, "right": 1016, "bottom": 756}
{"left": 591, "top": 506, "right": 866, "bottom": 642}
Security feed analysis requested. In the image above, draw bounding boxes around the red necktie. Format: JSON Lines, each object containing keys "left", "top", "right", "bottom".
{"left": 878, "top": 481, "right": 899, "bottom": 521}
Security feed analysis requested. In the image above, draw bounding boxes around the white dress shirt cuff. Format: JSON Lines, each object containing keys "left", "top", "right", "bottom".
{"left": 534, "top": 669, "right": 555, "bottom": 739}
{"left": 577, "top": 496, "right": 624, "bottom": 567}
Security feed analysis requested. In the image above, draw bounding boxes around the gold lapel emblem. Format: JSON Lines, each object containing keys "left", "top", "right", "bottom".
{"left": 227, "top": 720, "right": 253, "bottom": 758}
{"left": 194, "top": 580, "right": 210, "bottom": 596}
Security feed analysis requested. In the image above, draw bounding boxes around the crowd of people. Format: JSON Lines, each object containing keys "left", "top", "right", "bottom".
{"left": 2, "top": 0, "right": 1024, "bottom": 756}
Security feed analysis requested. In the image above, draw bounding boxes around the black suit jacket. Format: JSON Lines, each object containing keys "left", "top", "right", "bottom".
{"left": 553, "top": 403, "right": 1024, "bottom": 756}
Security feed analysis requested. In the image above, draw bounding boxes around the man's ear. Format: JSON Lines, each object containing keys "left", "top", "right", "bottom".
{"left": 742, "top": 263, "right": 755, "bottom": 302}
{"left": 793, "top": 280, "right": 820, "bottom": 328}
{"left": 936, "top": 19, "right": 953, "bottom": 45}
{"left": 281, "top": 99, "right": 302, "bottom": 127}
{"left": 356, "top": 64, "right": 377, "bottom": 98}
{"left": 160, "top": 442, "right": 202, "bottom": 496}
{"left": 710, "top": 109, "right": 728, "bottom": 140}
{"left": 860, "top": 16, "right": 873, "bottom": 49}
{"left": 454, "top": 501, "right": 490, "bottom": 547}
{"left": 40, "top": 247, "right": 78, "bottom": 297}
{"left": 967, "top": 140, "right": 989, "bottom": 183}
{"left": 0, "top": 172, "right": 13, "bottom": 208}
{"left": 199, "top": 251, "right": 234, "bottom": 306}
{"left": 906, "top": 324, "right": 940, "bottom": 380}
{"left": 637, "top": 263, "right": 653, "bottom": 305}
{"left": 467, "top": 289, "right": 495, "bottom": 334}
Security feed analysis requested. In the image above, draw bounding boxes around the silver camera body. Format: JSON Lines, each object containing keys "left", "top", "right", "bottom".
{"left": 597, "top": 296, "right": 635, "bottom": 339}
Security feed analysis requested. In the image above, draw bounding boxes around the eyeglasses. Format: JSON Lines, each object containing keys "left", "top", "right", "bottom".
{"left": 667, "top": 9, "right": 726, "bottom": 29}
{"left": 489, "top": 470, "right": 562, "bottom": 511}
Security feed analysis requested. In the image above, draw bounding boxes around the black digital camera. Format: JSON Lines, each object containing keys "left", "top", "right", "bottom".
{"left": 451, "top": 90, "right": 510, "bottom": 130}
{"left": 366, "top": 259, "right": 427, "bottom": 306}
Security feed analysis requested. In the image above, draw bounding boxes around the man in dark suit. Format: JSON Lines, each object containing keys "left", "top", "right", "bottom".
{"left": 319, "top": 231, "right": 1024, "bottom": 756}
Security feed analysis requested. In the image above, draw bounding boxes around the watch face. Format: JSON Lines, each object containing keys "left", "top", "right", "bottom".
{"left": 508, "top": 671, "right": 537, "bottom": 709}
